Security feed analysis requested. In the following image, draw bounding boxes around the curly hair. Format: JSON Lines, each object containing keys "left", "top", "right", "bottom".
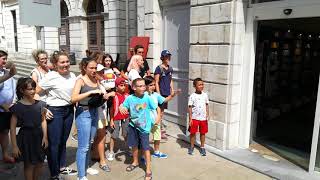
{"left": 32, "top": 49, "right": 47, "bottom": 63}
{"left": 16, "top": 77, "right": 36, "bottom": 100}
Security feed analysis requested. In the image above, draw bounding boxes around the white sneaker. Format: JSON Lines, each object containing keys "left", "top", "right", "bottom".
{"left": 86, "top": 168, "right": 99, "bottom": 175}
{"left": 107, "top": 152, "right": 114, "bottom": 161}
{"left": 77, "top": 177, "right": 88, "bottom": 180}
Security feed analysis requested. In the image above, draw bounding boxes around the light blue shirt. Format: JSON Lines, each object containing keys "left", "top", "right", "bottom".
{"left": 122, "top": 93, "right": 157, "bottom": 133}
{"left": 0, "top": 74, "right": 15, "bottom": 112}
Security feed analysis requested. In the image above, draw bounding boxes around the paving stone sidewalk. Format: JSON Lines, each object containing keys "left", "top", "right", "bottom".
{"left": 0, "top": 134, "right": 275, "bottom": 180}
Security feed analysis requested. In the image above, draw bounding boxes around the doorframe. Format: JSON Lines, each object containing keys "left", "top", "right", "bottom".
{"left": 239, "top": 0, "right": 320, "bottom": 174}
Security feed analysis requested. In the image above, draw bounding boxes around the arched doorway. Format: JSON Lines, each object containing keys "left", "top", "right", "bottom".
{"left": 87, "top": 0, "right": 104, "bottom": 51}
{"left": 59, "top": 0, "right": 70, "bottom": 52}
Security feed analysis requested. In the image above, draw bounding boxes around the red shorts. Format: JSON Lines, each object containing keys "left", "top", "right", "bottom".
{"left": 189, "top": 119, "right": 208, "bottom": 135}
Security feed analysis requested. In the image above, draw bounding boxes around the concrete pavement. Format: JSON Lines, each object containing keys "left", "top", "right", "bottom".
{"left": 1, "top": 134, "right": 274, "bottom": 180}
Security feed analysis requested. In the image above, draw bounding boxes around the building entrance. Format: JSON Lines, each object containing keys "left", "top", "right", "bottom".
{"left": 253, "top": 18, "right": 320, "bottom": 169}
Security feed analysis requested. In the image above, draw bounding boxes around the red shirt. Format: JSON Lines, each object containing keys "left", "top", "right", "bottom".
{"left": 113, "top": 92, "right": 129, "bottom": 120}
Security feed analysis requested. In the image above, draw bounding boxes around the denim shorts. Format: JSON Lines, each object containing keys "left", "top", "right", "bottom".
{"left": 127, "top": 125, "right": 150, "bottom": 151}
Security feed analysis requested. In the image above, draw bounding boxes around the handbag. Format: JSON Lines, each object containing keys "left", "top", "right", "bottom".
{"left": 88, "top": 94, "right": 106, "bottom": 108}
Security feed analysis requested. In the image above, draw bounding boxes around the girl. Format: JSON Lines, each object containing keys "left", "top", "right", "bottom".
{"left": 91, "top": 63, "right": 113, "bottom": 172}
{"left": 31, "top": 49, "right": 50, "bottom": 101}
{"left": 36, "top": 52, "right": 77, "bottom": 179}
{"left": 10, "top": 78, "right": 48, "bottom": 180}
{"left": 95, "top": 53, "right": 118, "bottom": 162}
{"left": 71, "top": 58, "right": 108, "bottom": 180}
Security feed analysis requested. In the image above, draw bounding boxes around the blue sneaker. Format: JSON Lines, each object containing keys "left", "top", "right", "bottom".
{"left": 152, "top": 152, "right": 168, "bottom": 159}
{"left": 188, "top": 147, "right": 194, "bottom": 155}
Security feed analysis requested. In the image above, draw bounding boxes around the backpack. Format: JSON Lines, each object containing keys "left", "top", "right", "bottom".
{"left": 157, "top": 65, "right": 173, "bottom": 78}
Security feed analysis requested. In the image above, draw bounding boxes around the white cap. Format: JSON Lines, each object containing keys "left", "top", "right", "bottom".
{"left": 97, "top": 64, "right": 105, "bottom": 71}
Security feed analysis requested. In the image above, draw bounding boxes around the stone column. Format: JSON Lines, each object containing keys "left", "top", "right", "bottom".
{"left": 105, "top": 0, "right": 127, "bottom": 63}
{"left": 190, "top": 0, "right": 244, "bottom": 150}
{"left": 68, "top": 16, "right": 88, "bottom": 59}
{"left": 140, "top": 0, "right": 161, "bottom": 71}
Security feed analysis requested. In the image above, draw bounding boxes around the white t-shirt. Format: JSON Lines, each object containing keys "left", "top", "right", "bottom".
{"left": 39, "top": 71, "right": 76, "bottom": 106}
{"left": 101, "top": 68, "right": 116, "bottom": 90}
{"left": 128, "top": 69, "right": 141, "bottom": 86}
{"left": 188, "top": 92, "right": 209, "bottom": 121}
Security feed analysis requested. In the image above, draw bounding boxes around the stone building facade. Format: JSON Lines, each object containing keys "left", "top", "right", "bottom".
{"left": 0, "top": 0, "right": 137, "bottom": 62}
{"left": 137, "top": 0, "right": 247, "bottom": 151}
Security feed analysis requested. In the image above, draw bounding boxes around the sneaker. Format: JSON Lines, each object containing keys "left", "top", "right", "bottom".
{"left": 71, "top": 134, "right": 78, "bottom": 141}
{"left": 107, "top": 152, "right": 114, "bottom": 161}
{"left": 51, "top": 175, "right": 64, "bottom": 180}
{"left": 200, "top": 148, "right": 206, "bottom": 156}
{"left": 77, "top": 177, "right": 88, "bottom": 180}
{"left": 60, "top": 167, "right": 77, "bottom": 176}
{"left": 86, "top": 167, "right": 99, "bottom": 175}
{"left": 188, "top": 147, "right": 194, "bottom": 155}
{"left": 152, "top": 152, "right": 168, "bottom": 159}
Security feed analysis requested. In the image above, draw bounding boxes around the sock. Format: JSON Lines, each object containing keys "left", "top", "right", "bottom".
{"left": 154, "top": 151, "right": 160, "bottom": 154}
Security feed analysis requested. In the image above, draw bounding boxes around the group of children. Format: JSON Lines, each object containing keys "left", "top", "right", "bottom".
{"left": 1, "top": 48, "right": 210, "bottom": 180}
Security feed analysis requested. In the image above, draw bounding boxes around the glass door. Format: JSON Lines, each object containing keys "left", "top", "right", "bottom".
{"left": 248, "top": 0, "right": 320, "bottom": 173}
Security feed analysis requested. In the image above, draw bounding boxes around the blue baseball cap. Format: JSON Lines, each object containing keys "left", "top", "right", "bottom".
{"left": 161, "top": 50, "right": 171, "bottom": 58}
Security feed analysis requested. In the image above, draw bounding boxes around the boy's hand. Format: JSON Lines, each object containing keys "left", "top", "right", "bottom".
{"left": 189, "top": 119, "right": 193, "bottom": 127}
{"left": 119, "top": 105, "right": 128, "bottom": 115}
{"left": 110, "top": 120, "right": 115, "bottom": 129}
{"left": 12, "top": 145, "right": 21, "bottom": 158}
{"left": 42, "top": 137, "right": 48, "bottom": 149}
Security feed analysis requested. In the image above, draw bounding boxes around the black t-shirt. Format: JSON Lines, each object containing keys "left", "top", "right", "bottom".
{"left": 122, "top": 59, "right": 150, "bottom": 77}
{"left": 9, "top": 100, "right": 46, "bottom": 128}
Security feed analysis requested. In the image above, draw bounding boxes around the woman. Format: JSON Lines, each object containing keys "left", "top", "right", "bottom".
{"left": 31, "top": 49, "right": 49, "bottom": 100}
{"left": 0, "top": 50, "right": 15, "bottom": 164}
{"left": 36, "top": 52, "right": 77, "bottom": 179}
{"left": 71, "top": 58, "right": 109, "bottom": 180}
{"left": 127, "top": 54, "right": 144, "bottom": 87}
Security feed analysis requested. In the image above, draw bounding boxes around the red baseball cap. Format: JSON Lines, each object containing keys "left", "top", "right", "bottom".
{"left": 115, "top": 77, "right": 126, "bottom": 86}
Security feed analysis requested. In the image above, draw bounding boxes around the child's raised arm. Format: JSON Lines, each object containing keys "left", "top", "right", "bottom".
{"left": 10, "top": 114, "right": 20, "bottom": 158}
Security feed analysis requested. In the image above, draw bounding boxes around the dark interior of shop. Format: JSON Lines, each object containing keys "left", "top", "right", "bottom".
{"left": 253, "top": 18, "right": 320, "bottom": 169}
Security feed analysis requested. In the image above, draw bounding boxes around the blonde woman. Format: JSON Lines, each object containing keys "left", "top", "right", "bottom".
{"left": 127, "top": 55, "right": 144, "bottom": 87}
{"left": 31, "top": 49, "right": 50, "bottom": 100}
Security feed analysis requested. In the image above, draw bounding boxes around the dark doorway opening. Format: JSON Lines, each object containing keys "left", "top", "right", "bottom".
{"left": 253, "top": 18, "right": 320, "bottom": 169}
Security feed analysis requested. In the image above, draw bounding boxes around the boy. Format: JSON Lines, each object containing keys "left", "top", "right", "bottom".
{"left": 188, "top": 78, "right": 209, "bottom": 156}
{"left": 107, "top": 77, "right": 129, "bottom": 161}
{"left": 119, "top": 78, "right": 156, "bottom": 180}
{"left": 144, "top": 76, "right": 178, "bottom": 159}
{"left": 154, "top": 49, "right": 173, "bottom": 140}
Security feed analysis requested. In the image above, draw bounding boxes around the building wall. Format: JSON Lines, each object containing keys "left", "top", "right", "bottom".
{"left": 0, "top": 0, "right": 137, "bottom": 62}
{"left": 189, "top": 0, "right": 247, "bottom": 150}
{"left": 137, "top": 0, "right": 248, "bottom": 150}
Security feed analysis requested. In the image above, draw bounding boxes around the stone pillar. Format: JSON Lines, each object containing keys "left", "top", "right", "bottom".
{"left": 140, "top": 0, "right": 161, "bottom": 71}
{"left": 105, "top": 0, "right": 127, "bottom": 63}
{"left": 68, "top": 16, "right": 88, "bottom": 59}
{"left": 44, "top": 27, "right": 59, "bottom": 53}
{"left": 190, "top": 0, "right": 244, "bottom": 150}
